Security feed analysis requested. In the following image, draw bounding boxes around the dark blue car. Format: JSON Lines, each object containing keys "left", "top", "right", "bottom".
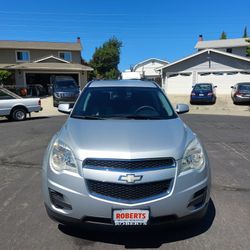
{"left": 51, "top": 76, "right": 80, "bottom": 107}
{"left": 190, "top": 83, "right": 217, "bottom": 104}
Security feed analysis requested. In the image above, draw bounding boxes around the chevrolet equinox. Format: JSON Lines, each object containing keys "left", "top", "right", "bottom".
{"left": 42, "top": 80, "right": 211, "bottom": 228}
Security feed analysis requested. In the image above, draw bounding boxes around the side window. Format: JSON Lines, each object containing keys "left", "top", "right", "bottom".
{"left": 0, "top": 90, "right": 15, "bottom": 100}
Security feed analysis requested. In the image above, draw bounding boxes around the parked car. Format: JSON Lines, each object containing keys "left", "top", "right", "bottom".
{"left": 0, "top": 87, "right": 42, "bottom": 121}
{"left": 51, "top": 76, "right": 80, "bottom": 107}
{"left": 27, "top": 84, "right": 47, "bottom": 97}
{"left": 190, "top": 83, "right": 217, "bottom": 104}
{"left": 42, "top": 80, "right": 211, "bottom": 229}
{"left": 231, "top": 82, "right": 250, "bottom": 105}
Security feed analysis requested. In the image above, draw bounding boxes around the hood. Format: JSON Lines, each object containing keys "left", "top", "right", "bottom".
{"left": 59, "top": 117, "right": 193, "bottom": 161}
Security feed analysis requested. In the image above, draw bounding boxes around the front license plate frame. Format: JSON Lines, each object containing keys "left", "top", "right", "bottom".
{"left": 112, "top": 209, "right": 150, "bottom": 226}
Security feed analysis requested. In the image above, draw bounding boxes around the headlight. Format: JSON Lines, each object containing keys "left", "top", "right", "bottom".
{"left": 54, "top": 92, "right": 61, "bottom": 98}
{"left": 50, "top": 140, "right": 78, "bottom": 173}
{"left": 180, "top": 138, "right": 205, "bottom": 173}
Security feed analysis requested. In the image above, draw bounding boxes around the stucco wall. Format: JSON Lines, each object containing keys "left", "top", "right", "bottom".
{"left": 79, "top": 71, "right": 88, "bottom": 89}
{"left": 216, "top": 47, "right": 247, "bottom": 57}
{"left": 0, "top": 49, "right": 81, "bottom": 64}
{"left": 14, "top": 70, "right": 25, "bottom": 86}
{"left": 164, "top": 52, "right": 250, "bottom": 73}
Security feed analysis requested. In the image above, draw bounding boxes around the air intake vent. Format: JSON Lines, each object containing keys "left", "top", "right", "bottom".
{"left": 188, "top": 187, "right": 207, "bottom": 209}
{"left": 49, "top": 188, "right": 72, "bottom": 210}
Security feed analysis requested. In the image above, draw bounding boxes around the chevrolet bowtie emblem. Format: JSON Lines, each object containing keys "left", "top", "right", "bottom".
{"left": 118, "top": 174, "right": 143, "bottom": 183}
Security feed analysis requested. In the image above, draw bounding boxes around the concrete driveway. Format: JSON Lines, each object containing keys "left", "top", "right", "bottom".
{"left": 30, "top": 95, "right": 250, "bottom": 119}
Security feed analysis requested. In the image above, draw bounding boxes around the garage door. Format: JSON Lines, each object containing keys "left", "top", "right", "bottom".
{"left": 197, "top": 72, "right": 250, "bottom": 95}
{"left": 165, "top": 73, "right": 193, "bottom": 95}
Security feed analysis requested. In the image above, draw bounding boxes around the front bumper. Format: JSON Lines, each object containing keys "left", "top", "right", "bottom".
{"left": 190, "top": 96, "right": 215, "bottom": 103}
{"left": 53, "top": 96, "right": 78, "bottom": 105}
{"left": 42, "top": 158, "right": 211, "bottom": 227}
{"left": 233, "top": 96, "right": 250, "bottom": 104}
{"left": 45, "top": 201, "right": 209, "bottom": 229}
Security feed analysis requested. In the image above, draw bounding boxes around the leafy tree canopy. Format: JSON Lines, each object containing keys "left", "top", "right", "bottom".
{"left": 246, "top": 39, "right": 250, "bottom": 56}
{"left": 243, "top": 26, "right": 248, "bottom": 38}
{"left": 89, "top": 37, "right": 122, "bottom": 80}
{"left": 220, "top": 31, "right": 227, "bottom": 40}
{"left": 0, "top": 70, "right": 12, "bottom": 86}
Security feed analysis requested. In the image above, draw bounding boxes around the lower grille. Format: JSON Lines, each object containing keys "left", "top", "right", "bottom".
{"left": 86, "top": 179, "right": 172, "bottom": 202}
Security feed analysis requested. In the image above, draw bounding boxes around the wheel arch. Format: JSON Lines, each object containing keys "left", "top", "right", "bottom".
{"left": 10, "top": 105, "right": 29, "bottom": 114}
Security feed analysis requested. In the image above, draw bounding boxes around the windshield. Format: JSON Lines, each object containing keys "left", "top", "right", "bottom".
{"left": 54, "top": 80, "right": 77, "bottom": 89}
{"left": 238, "top": 84, "right": 250, "bottom": 91}
{"left": 194, "top": 84, "right": 212, "bottom": 91}
{"left": 71, "top": 87, "right": 177, "bottom": 120}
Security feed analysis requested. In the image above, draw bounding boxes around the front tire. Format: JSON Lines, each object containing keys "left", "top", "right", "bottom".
{"left": 53, "top": 98, "right": 58, "bottom": 107}
{"left": 11, "top": 107, "right": 27, "bottom": 121}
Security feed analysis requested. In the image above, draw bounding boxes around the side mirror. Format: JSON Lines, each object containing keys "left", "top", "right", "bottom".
{"left": 230, "top": 86, "right": 235, "bottom": 89}
{"left": 176, "top": 104, "right": 189, "bottom": 114}
{"left": 58, "top": 103, "right": 72, "bottom": 114}
{"left": 214, "top": 85, "right": 217, "bottom": 88}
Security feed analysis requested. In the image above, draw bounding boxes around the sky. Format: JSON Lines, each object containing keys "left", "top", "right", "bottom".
{"left": 0, "top": 0, "right": 249, "bottom": 70}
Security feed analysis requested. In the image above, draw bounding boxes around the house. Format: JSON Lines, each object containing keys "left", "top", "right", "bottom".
{"left": 159, "top": 36, "right": 250, "bottom": 95}
{"left": 122, "top": 58, "right": 168, "bottom": 86}
{"left": 195, "top": 35, "right": 250, "bottom": 57}
{"left": 0, "top": 37, "right": 93, "bottom": 91}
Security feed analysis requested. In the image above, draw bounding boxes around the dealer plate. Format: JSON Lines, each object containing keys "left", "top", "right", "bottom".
{"left": 113, "top": 209, "right": 149, "bottom": 226}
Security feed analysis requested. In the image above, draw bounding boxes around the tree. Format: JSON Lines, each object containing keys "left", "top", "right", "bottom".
{"left": 243, "top": 26, "right": 248, "bottom": 38}
{"left": 89, "top": 37, "right": 122, "bottom": 80}
{"left": 220, "top": 31, "right": 227, "bottom": 40}
{"left": 0, "top": 70, "right": 12, "bottom": 86}
{"left": 81, "top": 58, "right": 90, "bottom": 66}
{"left": 246, "top": 39, "right": 250, "bottom": 56}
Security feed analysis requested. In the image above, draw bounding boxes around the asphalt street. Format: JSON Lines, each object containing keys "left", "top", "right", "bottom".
{"left": 0, "top": 114, "right": 249, "bottom": 250}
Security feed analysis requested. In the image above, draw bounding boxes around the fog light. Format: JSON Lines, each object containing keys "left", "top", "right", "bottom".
{"left": 49, "top": 188, "right": 72, "bottom": 210}
{"left": 188, "top": 187, "right": 207, "bottom": 209}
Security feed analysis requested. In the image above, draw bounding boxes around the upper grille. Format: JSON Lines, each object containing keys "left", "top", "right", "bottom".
{"left": 83, "top": 158, "right": 174, "bottom": 171}
{"left": 62, "top": 92, "right": 76, "bottom": 97}
{"left": 86, "top": 179, "right": 172, "bottom": 202}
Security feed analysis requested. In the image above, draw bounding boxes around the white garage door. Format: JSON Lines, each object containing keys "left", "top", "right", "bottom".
{"left": 165, "top": 73, "right": 193, "bottom": 95}
{"left": 197, "top": 72, "right": 250, "bottom": 95}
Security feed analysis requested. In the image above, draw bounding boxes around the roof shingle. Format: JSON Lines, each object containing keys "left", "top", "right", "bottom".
{"left": 195, "top": 38, "right": 249, "bottom": 49}
{"left": 0, "top": 40, "right": 82, "bottom": 51}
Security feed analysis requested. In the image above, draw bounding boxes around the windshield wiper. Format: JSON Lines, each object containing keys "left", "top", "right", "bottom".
{"left": 124, "top": 115, "right": 165, "bottom": 120}
{"left": 104, "top": 115, "right": 166, "bottom": 120}
{"left": 71, "top": 115, "right": 106, "bottom": 120}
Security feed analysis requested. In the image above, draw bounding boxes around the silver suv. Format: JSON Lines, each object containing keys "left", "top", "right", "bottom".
{"left": 42, "top": 80, "right": 210, "bottom": 228}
